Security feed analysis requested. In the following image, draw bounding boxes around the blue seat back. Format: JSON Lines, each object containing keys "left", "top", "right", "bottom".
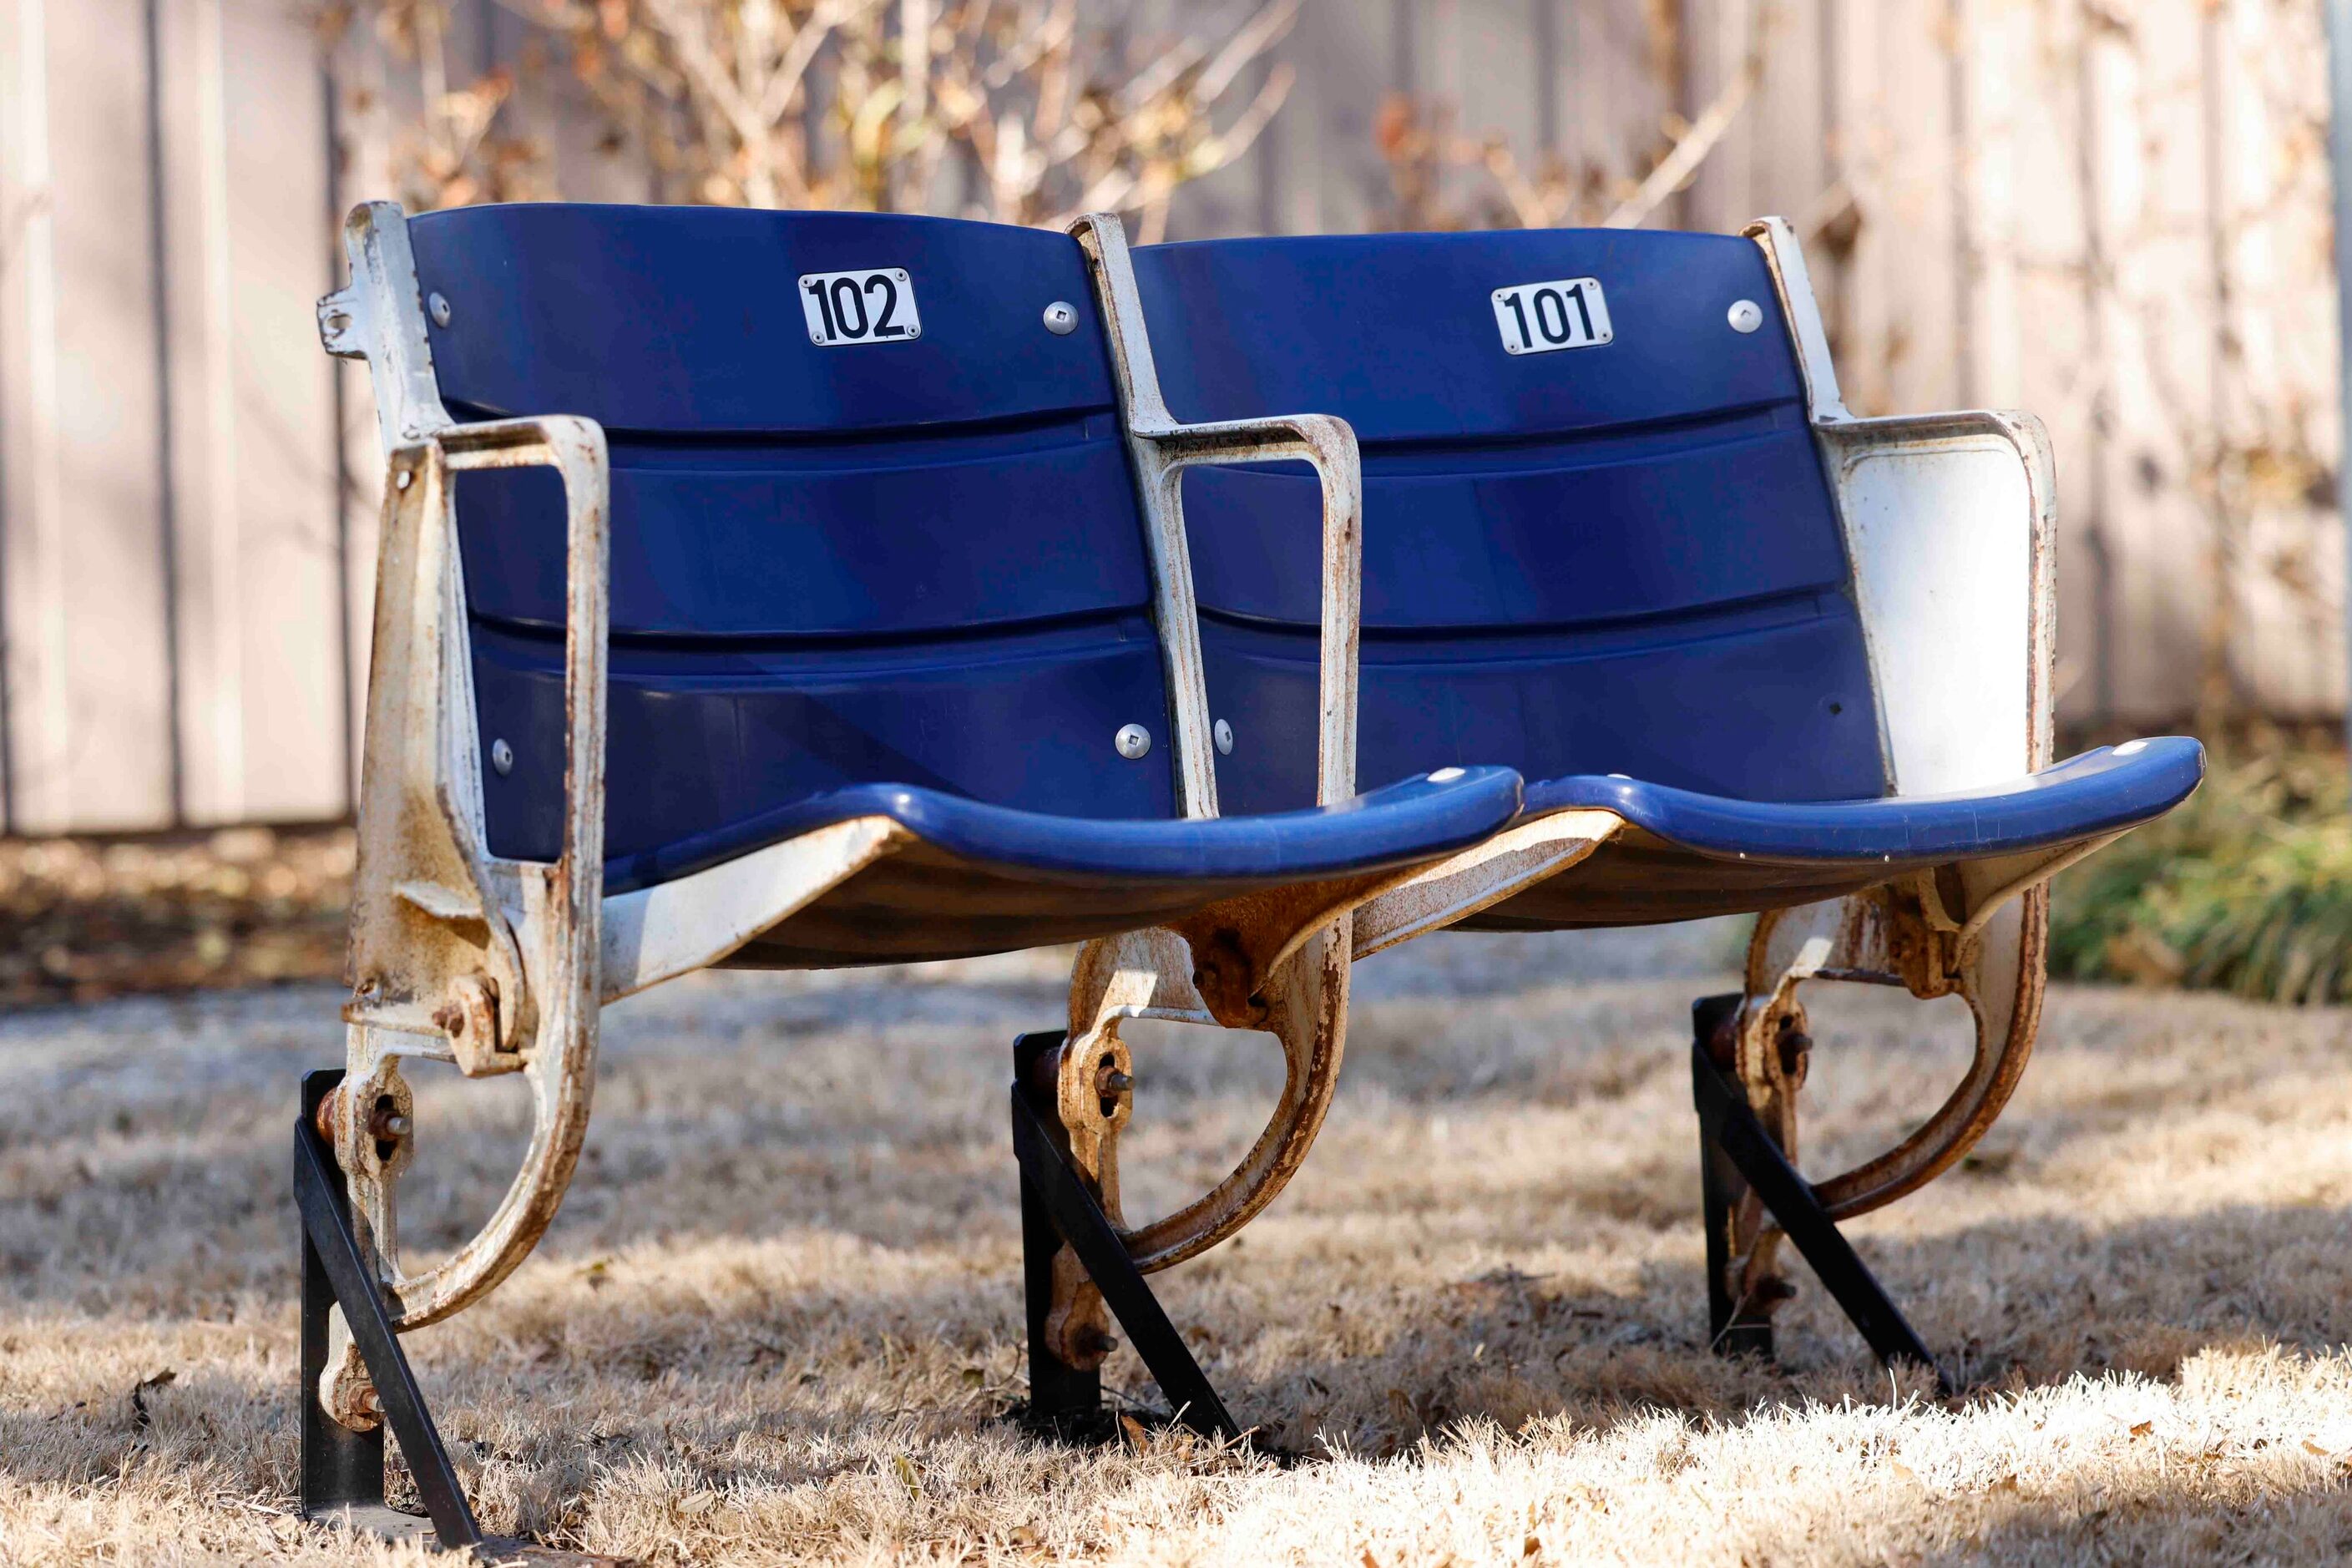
{"left": 1130, "top": 229, "right": 1889, "bottom": 812}
{"left": 405, "top": 205, "right": 1176, "bottom": 869}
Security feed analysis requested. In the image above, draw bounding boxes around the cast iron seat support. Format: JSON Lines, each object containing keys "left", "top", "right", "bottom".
{"left": 296, "top": 1071, "right": 481, "bottom": 1551}
{"left": 1688, "top": 997, "right": 1945, "bottom": 1389}
{"left": 1012, "top": 1032, "right": 1240, "bottom": 1440}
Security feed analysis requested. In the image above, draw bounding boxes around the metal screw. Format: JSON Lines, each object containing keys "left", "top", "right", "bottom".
{"left": 1727, "top": 298, "right": 1763, "bottom": 334}
{"left": 490, "top": 737, "right": 515, "bottom": 776}
{"left": 369, "top": 1105, "right": 412, "bottom": 1142}
{"left": 1114, "top": 723, "right": 1151, "bottom": 760}
{"left": 1043, "top": 301, "right": 1079, "bottom": 336}
{"left": 428, "top": 291, "right": 453, "bottom": 328}
{"left": 1213, "top": 717, "right": 1234, "bottom": 756}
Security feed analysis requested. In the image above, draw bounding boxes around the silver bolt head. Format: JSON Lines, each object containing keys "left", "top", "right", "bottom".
{"left": 490, "top": 737, "right": 515, "bottom": 776}
{"left": 428, "top": 291, "right": 453, "bottom": 328}
{"left": 1043, "top": 301, "right": 1079, "bottom": 336}
{"left": 1114, "top": 723, "right": 1152, "bottom": 760}
{"left": 1213, "top": 718, "right": 1234, "bottom": 756}
{"left": 1727, "top": 298, "right": 1763, "bottom": 334}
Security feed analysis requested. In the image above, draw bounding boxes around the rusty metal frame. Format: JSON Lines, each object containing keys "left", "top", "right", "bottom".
{"left": 314, "top": 202, "right": 920, "bottom": 1397}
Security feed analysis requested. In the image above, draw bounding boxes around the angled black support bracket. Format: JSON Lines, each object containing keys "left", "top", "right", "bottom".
{"left": 1011, "top": 1031, "right": 1240, "bottom": 1442}
{"left": 296, "top": 1069, "right": 484, "bottom": 1552}
{"left": 1688, "top": 1001, "right": 1948, "bottom": 1393}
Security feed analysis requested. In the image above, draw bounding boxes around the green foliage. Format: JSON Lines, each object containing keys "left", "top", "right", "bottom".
{"left": 2050, "top": 747, "right": 2352, "bottom": 1005}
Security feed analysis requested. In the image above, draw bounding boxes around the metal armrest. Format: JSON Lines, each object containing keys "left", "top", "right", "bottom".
{"left": 1071, "top": 212, "right": 1364, "bottom": 817}
{"left": 1748, "top": 218, "right": 2056, "bottom": 793}
{"left": 336, "top": 413, "right": 610, "bottom": 1334}
{"left": 435, "top": 415, "right": 612, "bottom": 908}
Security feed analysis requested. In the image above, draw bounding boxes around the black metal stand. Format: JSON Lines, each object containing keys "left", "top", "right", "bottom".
{"left": 1012, "top": 1031, "right": 1240, "bottom": 1442}
{"left": 296, "top": 1069, "right": 483, "bottom": 1551}
{"left": 1688, "top": 999, "right": 1948, "bottom": 1392}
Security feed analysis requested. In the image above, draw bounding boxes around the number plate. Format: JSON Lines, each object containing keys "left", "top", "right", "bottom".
{"left": 1491, "top": 277, "right": 1612, "bottom": 356}
{"left": 798, "top": 268, "right": 923, "bottom": 346}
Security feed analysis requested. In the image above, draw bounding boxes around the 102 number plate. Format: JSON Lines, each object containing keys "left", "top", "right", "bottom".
{"left": 1491, "top": 277, "right": 1612, "bottom": 356}
{"left": 799, "top": 268, "right": 923, "bottom": 346}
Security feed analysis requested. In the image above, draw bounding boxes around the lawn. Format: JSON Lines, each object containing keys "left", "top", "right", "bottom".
{"left": 5, "top": 926, "right": 2352, "bottom": 1565}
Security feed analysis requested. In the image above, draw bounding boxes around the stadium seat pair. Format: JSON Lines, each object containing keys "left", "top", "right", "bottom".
{"left": 302, "top": 199, "right": 2202, "bottom": 1548}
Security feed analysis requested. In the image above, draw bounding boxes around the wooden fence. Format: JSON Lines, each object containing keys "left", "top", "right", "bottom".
{"left": 0, "top": 0, "right": 2338, "bottom": 835}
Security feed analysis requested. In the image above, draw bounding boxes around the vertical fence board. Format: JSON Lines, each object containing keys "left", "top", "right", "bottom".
{"left": 160, "top": 0, "right": 345, "bottom": 827}
{"left": 0, "top": 0, "right": 175, "bottom": 834}
{"left": 2213, "top": 0, "right": 2341, "bottom": 720}
{"left": 1842, "top": 0, "right": 1965, "bottom": 417}
{"left": 2092, "top": 1, "right": 2221, "bottom": 721}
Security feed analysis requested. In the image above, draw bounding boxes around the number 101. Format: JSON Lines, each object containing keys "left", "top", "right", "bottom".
{"left": 1490, "top": 277, "right": 1613, "bottom": 356}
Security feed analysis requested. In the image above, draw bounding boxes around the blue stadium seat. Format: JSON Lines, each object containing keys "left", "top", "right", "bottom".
{"left": 1107, "top": 219, "right": 2203, "bottom": 1386}
{"left": 297, "top": 200, "right": 1512, "bottom": 1539}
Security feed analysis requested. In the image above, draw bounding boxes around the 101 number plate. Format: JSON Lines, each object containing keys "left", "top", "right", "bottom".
{"left": 799, "top": 268, "right": 923, "bottom": 346}
{"left": 1491, "top": 277, "right": 1612, "bottom": 356}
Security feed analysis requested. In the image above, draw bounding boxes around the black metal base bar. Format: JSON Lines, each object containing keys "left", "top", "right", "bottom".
{"left": 1687, "top": 1024, "right": 1947, "bottom": 1391}
{"left": 1011, "top": 1031, "right": 1240, "bottom": 1442}
{"left": 1692, "top": 995, "right": 1777, "bottom": 1359}
{"left": 296, "top": 1069, "right": 483, "bottom": 1551}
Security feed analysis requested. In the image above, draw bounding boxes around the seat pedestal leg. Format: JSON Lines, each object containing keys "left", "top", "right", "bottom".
{"left": 296, "top": 1070, "right": 483, "bottom": 1551}
{"left": 1687, "top": 1000, "right": 1949, "bottom": 1393}
{"left": 1011, "top": 1032, "right": 1241, "bottom": 1443}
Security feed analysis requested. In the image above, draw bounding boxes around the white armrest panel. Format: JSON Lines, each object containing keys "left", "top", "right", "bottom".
{"left": 1823, "top": 412, "right": 2056, "bottom": 797}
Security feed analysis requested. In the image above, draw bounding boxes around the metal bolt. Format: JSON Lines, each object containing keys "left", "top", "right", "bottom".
{"left": 369, "top": 1105, "right": 412, "bottom": 1143}
{"left": 394, "top": 470, "right": 412, "bottom": 490}
{"left": 490, "top": 737, "right": 514, "bottom": 776}
{"left": 1727, "top": 298, "right": 1763, "bottom": 334}
{"left": 1114, "top": 723, "right": 1151, "bottom": 760}
{"left": 1213, "top": 717, "right": 1234, "bottom": 756}
{"left": 1043, "top": 301, "right": 1079, "bottom": 336}
{"left": 428, "top": 291, "right": 453, "bottom": 328}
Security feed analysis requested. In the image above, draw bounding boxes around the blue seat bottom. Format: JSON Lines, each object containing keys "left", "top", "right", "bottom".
{"left": 608, "top": 764, "right": 1524, "bottom": 895}
{"left": 1458, "top": 738, "right": 2204, "bottom": 933}
{"left": 1521, "top": 739, "right": 2204, "bottom": 866}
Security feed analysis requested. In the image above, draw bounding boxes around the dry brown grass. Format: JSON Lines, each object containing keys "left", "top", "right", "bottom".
{"left": 6, "top": 927, "right": 2352, "bottom": 1565}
